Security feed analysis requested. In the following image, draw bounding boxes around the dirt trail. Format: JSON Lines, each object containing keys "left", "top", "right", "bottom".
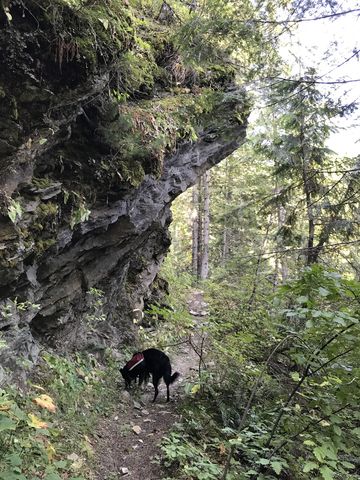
{"left": 93, "top": 291, "right": 207, "bottom": 480}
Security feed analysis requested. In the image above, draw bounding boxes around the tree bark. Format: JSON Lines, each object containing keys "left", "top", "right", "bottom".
{"left": 274, "top": 182, "right": 288, "bottom": 287}
{"left": 200, "top": 171, "right": 210, "bottom": 279}
{"left": 299, "top": 108, "right": 316, "bottom": 265}
{"left": 278, "top": 203, "right": 288, "bottom": 282}
{"left": 191, "top": 182, "right": 199, "bottom": 277}
{"left": 247, "top": 217, "right": 271, "bottom": 310}
{"left": 222, "top": 159, "right": 230, "bottom": 266}
{"left": 197, "top": 176, "right": 203, "bottom": 277}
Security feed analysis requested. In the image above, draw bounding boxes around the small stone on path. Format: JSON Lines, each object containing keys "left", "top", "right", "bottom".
{"left": 132, "top": 425, "right": 142, "bottom": 435}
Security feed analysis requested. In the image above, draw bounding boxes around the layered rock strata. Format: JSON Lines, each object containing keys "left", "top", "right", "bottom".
{"left": 0, "top": 0, "right": 249, "bottom": 380}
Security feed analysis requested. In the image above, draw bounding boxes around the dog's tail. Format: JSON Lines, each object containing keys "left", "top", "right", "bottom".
{"left": 170, "top": 372, "right": 180, "bottom": 384}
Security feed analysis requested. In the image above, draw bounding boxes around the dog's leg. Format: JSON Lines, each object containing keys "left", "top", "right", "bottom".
{"left": 153, "top": 386, "right": 159, "bottom": 402}
{"left": 164, "top": 376, "right": 171, "bottom": 402}
{"left": 152, "top": 375, "right": 160, "bottom": 402}
{"left": 163, "top": 371, "right": 172, "bottom": 402}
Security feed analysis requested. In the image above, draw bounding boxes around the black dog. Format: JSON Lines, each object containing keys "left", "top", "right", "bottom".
{"left": 120, "top": 348, "right": 179, "bottom": 402}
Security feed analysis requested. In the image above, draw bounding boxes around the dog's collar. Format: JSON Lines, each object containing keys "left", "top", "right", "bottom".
{"left": 126, "top": 352, "right": 145, "bottom": 371}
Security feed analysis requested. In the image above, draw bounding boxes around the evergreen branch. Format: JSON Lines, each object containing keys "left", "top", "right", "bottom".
{"left": 259, "top": 48, "right": 360, "bottom": 87}
{"left": 315, "top": 168, "right": 360, "bottom": 174}
{"left": 263, "top": 83, "right": 316, "bottom": 109}
{"left": 307, "top": 173, "right": 347, "bottom": 209}
{"left": 321, "top": 49, "right": 360, "bottom": 79}
{"left": 233, "top": 240, "right": 360, "bottom": 261}
{"left": 246, "top": 8, "right": 360, "bottom": 24}
{"left": 328, "top": 185, "right": 360, "bottom": 209}
{"left": 272, "top": 76, "right": 360, "bottom": 85}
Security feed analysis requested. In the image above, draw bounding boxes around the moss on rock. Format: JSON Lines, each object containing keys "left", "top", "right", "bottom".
{"left": 95, "top": 87, "right": 248, "bottom": 185}
{"left": 0, "top": 0, "right": 249, "bottom": 272}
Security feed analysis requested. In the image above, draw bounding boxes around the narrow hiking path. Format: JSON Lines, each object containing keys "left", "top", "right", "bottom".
{"left": 93, "top": 291, "right": 208, "bottom": 480}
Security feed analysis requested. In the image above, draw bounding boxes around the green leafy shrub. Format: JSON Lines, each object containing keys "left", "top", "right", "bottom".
{"left": 161, "top": 266, "right": 360, "bottom": 480}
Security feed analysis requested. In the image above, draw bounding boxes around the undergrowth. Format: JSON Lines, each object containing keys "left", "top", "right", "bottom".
{"left": 160, "top": 265, "right": 360, "bottom": 480}
{"left": 0, "top": 350, "right": 122, "bottom": 480}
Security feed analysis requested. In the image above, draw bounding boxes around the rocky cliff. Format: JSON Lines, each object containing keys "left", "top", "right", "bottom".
{"left": 0, "top": 0, "right": 249, "bottom": 381}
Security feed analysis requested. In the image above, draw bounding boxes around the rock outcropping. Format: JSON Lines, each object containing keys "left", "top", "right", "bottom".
{"left": 0, "top": 0, "right": 249, "bottom": 381}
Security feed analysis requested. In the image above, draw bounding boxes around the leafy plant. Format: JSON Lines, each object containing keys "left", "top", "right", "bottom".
{"left": 84, "top": 288, "right": 106, "bottom": 328}
{"left": 70, "top": 203, "right": 91, "bottom": 229}
{"left": 7, "top": 200, "right": 22, "bottom": 224}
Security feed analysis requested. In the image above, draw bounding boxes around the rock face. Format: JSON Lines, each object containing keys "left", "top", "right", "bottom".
{"left": 0, "top": 0, "right": 249, "bottom": 379}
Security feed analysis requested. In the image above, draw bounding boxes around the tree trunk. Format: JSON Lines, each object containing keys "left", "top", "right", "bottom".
{"left": 304, "top": 174, "right": 316, "bottom": 265}
{"left": 222, "top": 159, "right": 230, "bottom": 266}
{"left": 200, "top": 171, "right": 210, "bottom": 279}
{"left": 300, "top": 110, "right": 316, "bottom": 265}
{"left": 278, "top": 203, "right": 288, "bottom": 282}
{"left": 191, "top": 182, "right": 200, "bottom": 277}
{"left": 247, "top": 217, "right": 271, "bottom": 310}
{"left": 274, "top": 182, "right": 288, "bottom": 287}
{"left": 197, "top": 176, "right": 203, "bottom": 277}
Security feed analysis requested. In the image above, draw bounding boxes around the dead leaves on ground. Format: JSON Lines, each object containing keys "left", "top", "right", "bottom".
{"left": 32, "top": 394, "right": 56, "bottom": 412}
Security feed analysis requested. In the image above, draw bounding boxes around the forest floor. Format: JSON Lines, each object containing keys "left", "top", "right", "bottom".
{"left": 92, "top": 291, "right": 208, "bottom": 480}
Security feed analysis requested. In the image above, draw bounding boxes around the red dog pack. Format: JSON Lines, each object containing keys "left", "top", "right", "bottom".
{"left": 126, "top": 352, "right": 145, "bottom": 371}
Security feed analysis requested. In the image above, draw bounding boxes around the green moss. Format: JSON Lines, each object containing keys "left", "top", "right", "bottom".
{"left": 31, "top": 222, "right": 44, "bottom": 232}
{"left": 32, "top": 177, "right": 54, "bottom": 189}
{"left": 34, "top": 0, "right": 178, "bottom": 95}
{"left": 195, "top": 63, "right": 237, "bottom": 88}
{"left": 117, "top": 160, "right": 146, "bottom": 188}
{"left": 74, "top": 2, "right": 135, "bottom": 58}
{"left": 17, "top": 198, "right": 59, "bottom": 255}
{"left": 116, "top": 51, "right": 159, "bottom": 95}
{"left": 74, "top": 36, "right": 97, "bottom": 66}
{"left": 40, "top": 0, "right": 136, "bottom": 70}
{"left": 102, "top": 88, "right": 222, "bottom": 157}
{"left": 28, "top": 0, "right": 238, "bottom": 98}
{"left": 15, "top": 0, "right": 248, "bottom": 196}
{"left": 37, "top": 202, "right": 58, "bottom": 218}
{"left": 34, "top": 238, "right": 56, "bottom": 254}
{"left": 95, "top": 86, "right": 247, "bottom": 186}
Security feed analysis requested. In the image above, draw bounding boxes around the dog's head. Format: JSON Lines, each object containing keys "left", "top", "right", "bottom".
{"left": 120, "top": 366, "right": 132, "bottom": 388}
